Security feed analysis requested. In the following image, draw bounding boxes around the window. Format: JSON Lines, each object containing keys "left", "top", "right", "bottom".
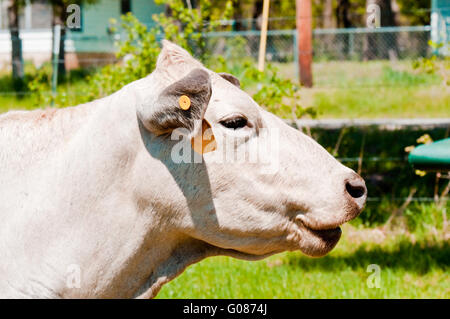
{"left": 23, "top": 0, "right": 52, "bottom": 29}
{"left": 121, "top": 0, "right": 131, "bottom": 14}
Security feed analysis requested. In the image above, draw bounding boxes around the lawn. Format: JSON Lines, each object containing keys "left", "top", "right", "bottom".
{"left": 157, "top": 224, "right": 449, "bottom": 299}
{"left": 278, "top": 60, "right": 450, "bottom": 119}
{"left": 308, "top": 86, "right": 449, "bottom": 119}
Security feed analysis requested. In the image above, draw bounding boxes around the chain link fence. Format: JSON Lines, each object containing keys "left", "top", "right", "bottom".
{"left": 0, "top": 25, "right": 433, "bottom": 72}
{"left": 205, "top": 26, "right": 432, "bottom": 64}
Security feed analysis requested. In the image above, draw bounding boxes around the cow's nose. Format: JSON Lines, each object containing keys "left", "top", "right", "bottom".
{"left": 345, "top": 174, "right": 367, "bottom": 210}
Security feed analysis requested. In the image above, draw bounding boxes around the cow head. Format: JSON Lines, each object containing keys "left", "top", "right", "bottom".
{"left": 135, "top": 41, "right": 366, "bottom": 259}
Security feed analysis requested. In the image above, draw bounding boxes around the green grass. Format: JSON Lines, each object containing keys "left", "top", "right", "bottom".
{"left": 157, "top": 225, "right": 449, "bottom": 299}
{"left": 310, "top": 86, "right": 450, "bottom": 119}
{"left": 276, "top": 60, "right": 442, "bottom": 88}
{"left": 0, "top": 95, "right": 36, "bottom": 113}
{"left": 0, "top": 64, "right": 94, "bottom": 114}
{"left": 276, "top": 60, "right": 450, "bottom": 119}
{"left": 157, "top": 203, "right": 449, "bottom": 299}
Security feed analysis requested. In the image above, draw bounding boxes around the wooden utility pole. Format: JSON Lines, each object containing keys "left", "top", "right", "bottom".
{"left": 257, "top": 0, "right": 270, "bottom": 71}
{"left": 296, "top": 0, "right": 313, "bottom": 87}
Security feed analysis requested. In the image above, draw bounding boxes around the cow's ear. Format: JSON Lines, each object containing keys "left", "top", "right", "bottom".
{"left": 218, "top": 73, "right": 240, "bottom": 88}
{"left": 138, "top": 68, "right": 212, "bottom": 136}
{"left": 156, "top": 40, "right": 203, "bottom": 74}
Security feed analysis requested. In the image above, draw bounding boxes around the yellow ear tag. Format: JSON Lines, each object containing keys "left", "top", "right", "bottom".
{"left": 179, "top": 95, "right": 191, "bottom": 110}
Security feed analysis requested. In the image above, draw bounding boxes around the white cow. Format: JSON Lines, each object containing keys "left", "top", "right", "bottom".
{"left": 0, "top": 41, "right": 366, "bottom": 298}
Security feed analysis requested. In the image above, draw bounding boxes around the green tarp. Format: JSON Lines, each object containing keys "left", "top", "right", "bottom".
{"left": 408, "top": 138, "right": 450, "bottom": 171}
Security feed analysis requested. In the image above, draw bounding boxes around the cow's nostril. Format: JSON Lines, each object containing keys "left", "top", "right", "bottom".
{"left": 345, "top": 181, "right": 366, "bottom": 199}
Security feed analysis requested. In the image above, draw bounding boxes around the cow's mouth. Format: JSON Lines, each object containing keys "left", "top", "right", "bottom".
{"left": 296, "top": 214, "right": 345, "bottom": 232}
{"left": 309, "top": 226, "right": 342, "bottom": 238}
{"left": 294, "top": 215, "right": 343, "bottom": 257}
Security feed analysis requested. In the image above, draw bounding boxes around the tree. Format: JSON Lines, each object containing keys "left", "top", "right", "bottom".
{"left": 378, "top": 0, "right": 396, "bottom": 27}
{"left": 7, "top": 0, "right": 24, "bottom": 83}
{"left": 49, "top": 0, "right": 67, "bottom": 78}
{"left": 154, "top": 0, "right": 234, "bottom": 61}
{"left": 336, "top": 0, "right": 352, "bottom": 28}
{"left": 48, "top": 0, "right": 98, "bottom": 78}
{"left": 363, "top": 0, "right": 398, "bottom": 60}
{"left": 396, "top": 0, "right": 431, "bottom": 25}
{"left": 323, "top": 0, "right": 334, "bottom": 28}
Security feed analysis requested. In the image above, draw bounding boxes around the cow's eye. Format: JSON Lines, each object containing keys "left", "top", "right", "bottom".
{"left": 220, "top": 116, "right": 248, "bottom": 130}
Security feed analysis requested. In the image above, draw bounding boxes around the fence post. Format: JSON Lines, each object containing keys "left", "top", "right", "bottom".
{"left": 10, "top": 33, "right": 24, "bottom": 80}
{"left": 296, "top": 0, "right": 313, "bottom": 87}
{"left": 293, "top": 31, "right": 299, "bottom": 82}
{"left": 349, "top": 32, "right": 354, "bottom": 58}
{"left": 51, "top": 24, "right": 61, "bottom": 106}
{"left": 257, "top": 0, "right": 270, "bottom": 71}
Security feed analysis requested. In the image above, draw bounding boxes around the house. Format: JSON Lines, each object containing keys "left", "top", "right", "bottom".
{"left": 431, "top": 0, "right": 450, "bottom": 55}
{"left": 0, "top": 0, "right": 162, "bottom": 70}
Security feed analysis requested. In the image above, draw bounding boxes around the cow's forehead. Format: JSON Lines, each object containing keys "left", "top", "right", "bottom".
{"left": 207, "top": 73, "right": 261, "bottom": 121}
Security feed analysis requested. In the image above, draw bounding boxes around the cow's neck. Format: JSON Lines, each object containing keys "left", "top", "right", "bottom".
{"left": 131, "top": 236, "right": 217, "bottom": 298}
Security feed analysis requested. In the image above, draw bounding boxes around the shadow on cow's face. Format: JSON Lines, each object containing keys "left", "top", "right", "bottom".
{"left": 136, "top": 40, "right": 366, "bottom": 259}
